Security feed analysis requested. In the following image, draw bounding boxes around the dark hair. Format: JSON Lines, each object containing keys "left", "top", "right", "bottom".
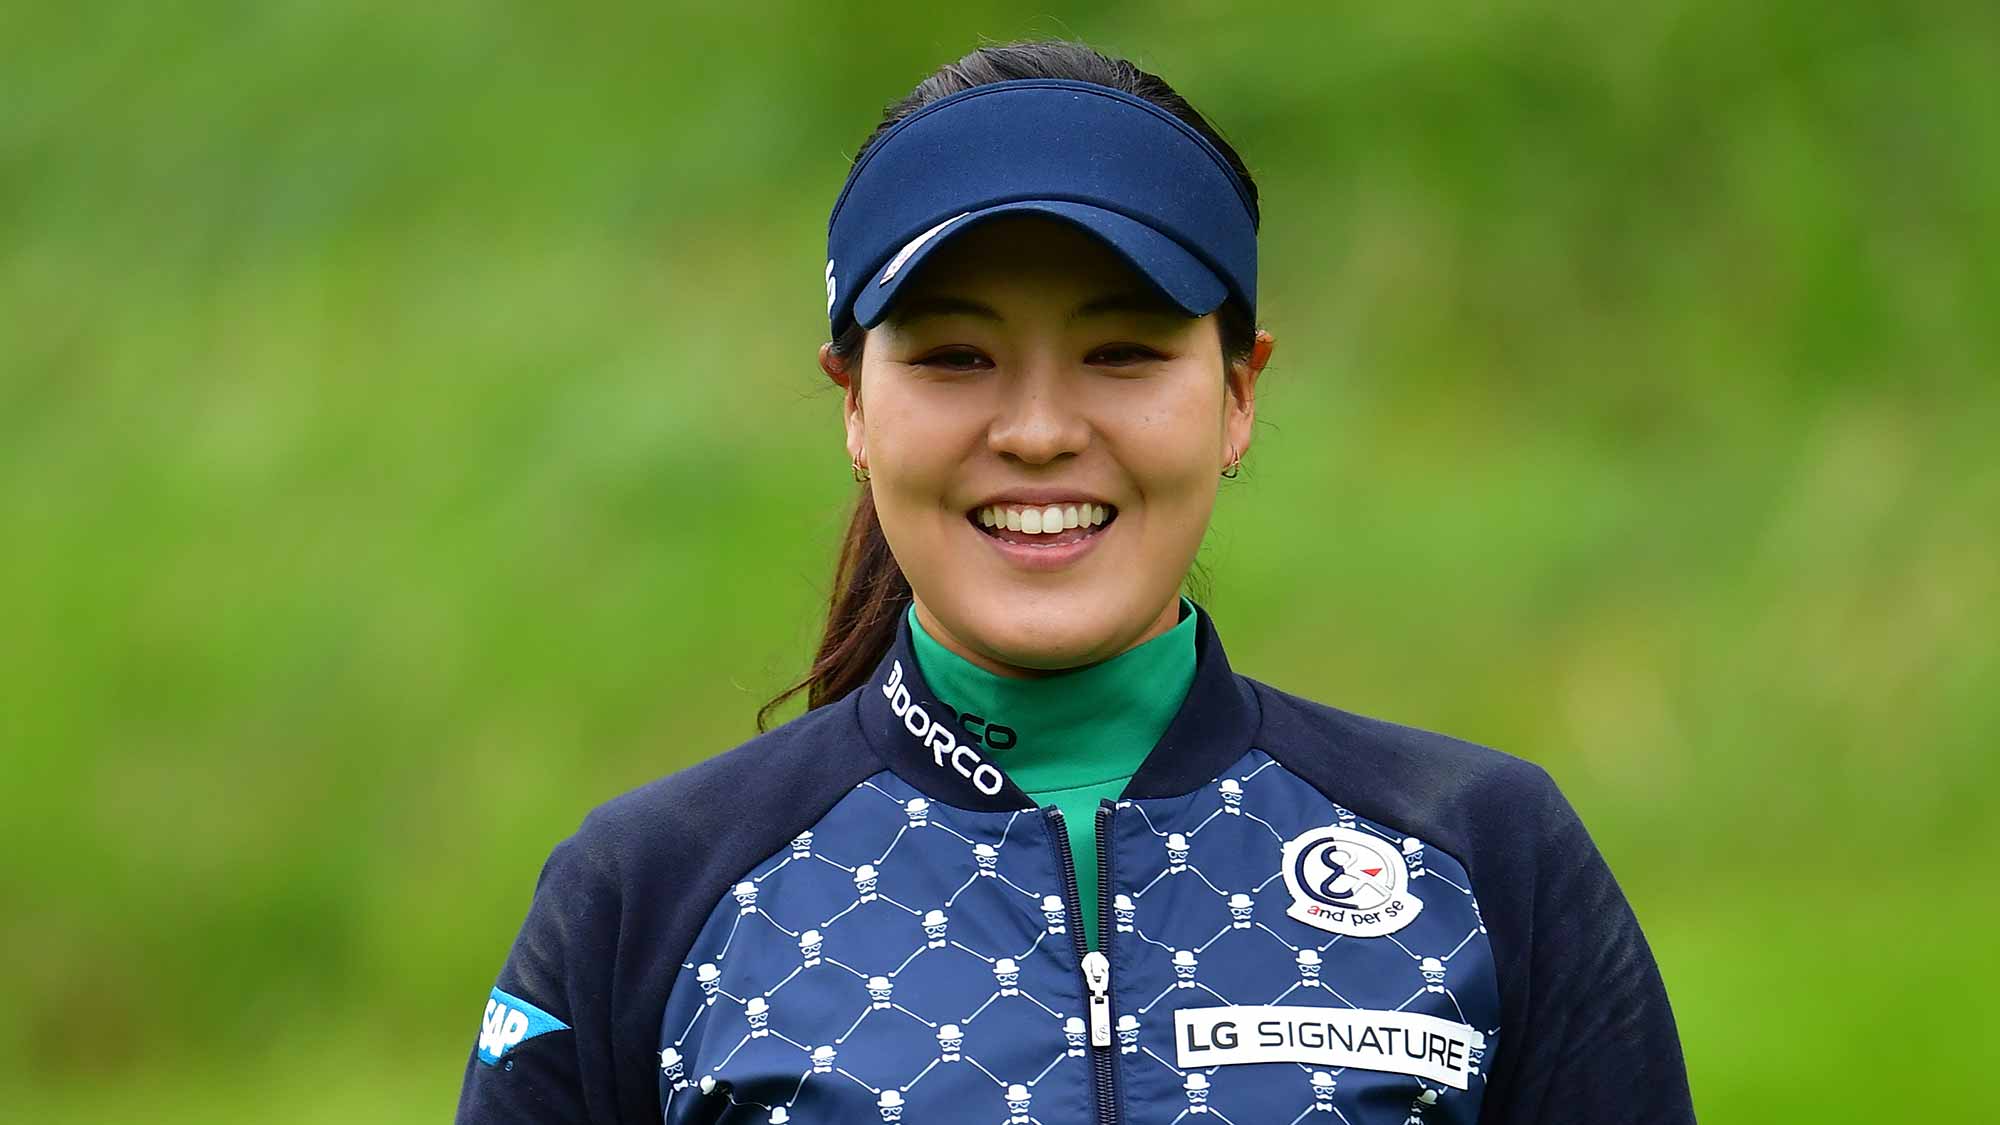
{"left": 756, "top": 39, "right": 1262, "bottom": 731}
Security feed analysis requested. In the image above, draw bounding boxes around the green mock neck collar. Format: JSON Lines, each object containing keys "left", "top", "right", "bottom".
{"left": 906, "top": 596, "right": 1199, "bottom": 795}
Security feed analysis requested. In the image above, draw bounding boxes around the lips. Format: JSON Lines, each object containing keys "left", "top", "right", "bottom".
{"left": 964, "top": 500, "right": 1119, "bottom": 571}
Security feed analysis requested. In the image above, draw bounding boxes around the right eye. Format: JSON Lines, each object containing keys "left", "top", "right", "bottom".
{"left": 916, "top": 348, "right": 991, "bottom": 371}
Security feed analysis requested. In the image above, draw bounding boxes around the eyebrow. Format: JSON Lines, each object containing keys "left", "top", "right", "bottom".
{"left": 886, "top": 291, "right": 1183, "bottom": 328}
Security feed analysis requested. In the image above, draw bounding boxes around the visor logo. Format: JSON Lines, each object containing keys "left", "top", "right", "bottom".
{"left": 878, "top": 212, "right": 972, "bottom": 285}
{"left": 1280, "top": 825, "right": 1423, "bottom": 937}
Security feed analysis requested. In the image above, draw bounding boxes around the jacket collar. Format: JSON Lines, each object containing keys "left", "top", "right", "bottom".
{"left": 853, "top": 597, "right": 1261, "bottom": 811}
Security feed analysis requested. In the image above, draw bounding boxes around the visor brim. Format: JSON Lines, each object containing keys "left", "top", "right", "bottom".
{"left": 851, "top": 200, "right": 1230, "bottom": 331}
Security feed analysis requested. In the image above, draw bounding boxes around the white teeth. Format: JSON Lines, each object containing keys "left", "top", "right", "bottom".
{"left": 976, "top": 503, "right": 1115, "bottom": 535}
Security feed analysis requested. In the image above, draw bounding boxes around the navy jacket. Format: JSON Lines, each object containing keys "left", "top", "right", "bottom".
{"left": 458, "top": 600, "right": 1694, "bottom": 1123}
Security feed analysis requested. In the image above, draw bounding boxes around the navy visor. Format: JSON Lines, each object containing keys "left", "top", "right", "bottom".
{"left": 824, "top": 79, "right": 1258, "bottom": 338}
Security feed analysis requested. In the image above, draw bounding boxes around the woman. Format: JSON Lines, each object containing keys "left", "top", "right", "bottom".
{"left": 458, "top": 40, "right": 1694, "bottom": 1125}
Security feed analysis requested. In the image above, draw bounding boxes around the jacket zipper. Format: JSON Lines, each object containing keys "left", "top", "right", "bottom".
{"left": 1044, "top": 805, "right": 1119, "bottom": 1125}
{"left": 1094, "top": 800, "right": 1121, "bottom": 1115}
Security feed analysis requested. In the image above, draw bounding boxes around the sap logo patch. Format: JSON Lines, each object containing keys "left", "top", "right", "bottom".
{"left": 477, "top": 987, "right": 570, "bottom": 1066}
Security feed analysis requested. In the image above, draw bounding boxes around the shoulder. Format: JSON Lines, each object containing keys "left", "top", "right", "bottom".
{"left": 496, "top": 691, "right": 889, "bottom": 1031}
{"left": 468, "top": 691, "right": 888, "bottom": 1122}
{"left": 1243, "top": 674, "right": 1575, "bottom": 859}
{"left": 560, "top": 691, "right": 886, "bottom": 882}
{"left": 1243, "top": 677, "right": 1694, "bottom": 1115}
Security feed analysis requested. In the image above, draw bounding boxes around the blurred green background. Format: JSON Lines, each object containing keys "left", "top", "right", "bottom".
{"left": 5, "top": 1, "right": 1995, "bottom": 1120}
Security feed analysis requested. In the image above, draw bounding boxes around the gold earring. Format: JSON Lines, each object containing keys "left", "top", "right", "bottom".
{"left": 851, "top": 455, "right": 870, "bottom": 482}
{"left": 1221, "top": 449, "right": 1242, "bottom": 478}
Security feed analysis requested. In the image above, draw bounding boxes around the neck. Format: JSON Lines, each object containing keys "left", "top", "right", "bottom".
{"left": 905, "top": 596, "right": 1198, "bottom": 793}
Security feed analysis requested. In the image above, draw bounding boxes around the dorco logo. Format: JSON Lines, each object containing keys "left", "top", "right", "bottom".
{"left": 882, "top": 659, "right": 1004, "bottom": 796}
{"left": 476, "top": 988, "right": 569, "bottom": 1066}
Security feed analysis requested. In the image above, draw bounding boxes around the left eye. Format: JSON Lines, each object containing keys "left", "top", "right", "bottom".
{"left": 1091, "top": 345, "right": 1160, "bottom": 365}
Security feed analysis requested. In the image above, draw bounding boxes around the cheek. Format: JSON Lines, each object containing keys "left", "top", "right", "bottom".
{"left": 861, "top": 379, "right": 971, "bottom": 512}
{"left": 1109, "top": 374, "right": 1224, "bottom": 496}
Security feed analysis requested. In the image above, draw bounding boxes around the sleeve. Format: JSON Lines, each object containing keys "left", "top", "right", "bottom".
{"left": 1484, "top": 769, "right": 1697, "bottom": 1124}
{"left": 455, "top": 828, "right": 625, "bottom": 1125}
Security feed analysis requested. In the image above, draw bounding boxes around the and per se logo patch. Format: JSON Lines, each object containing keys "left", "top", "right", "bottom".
{"left": 1279, "top": 824, "right": 1424, "bottom": 938}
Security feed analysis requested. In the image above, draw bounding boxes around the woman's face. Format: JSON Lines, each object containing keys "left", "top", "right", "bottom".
{"left": 822, "top": 216, "right": 1273, "bottom": 677}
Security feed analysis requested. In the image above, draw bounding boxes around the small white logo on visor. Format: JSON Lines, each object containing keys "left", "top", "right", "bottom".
{"left": 878, "top": 212, "right": 972, "bottom": 285}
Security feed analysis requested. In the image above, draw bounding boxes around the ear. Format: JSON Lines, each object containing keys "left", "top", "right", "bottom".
{"left": 1223, "top": 328, "right": 1275, "bottom": 467}
{"left": 821, "top": 342, "right": 867, "bottom": 465}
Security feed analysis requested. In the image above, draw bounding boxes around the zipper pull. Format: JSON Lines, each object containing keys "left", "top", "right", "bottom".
{"left": 1081, "top": 950, "right": 1112, "bottom": 1047}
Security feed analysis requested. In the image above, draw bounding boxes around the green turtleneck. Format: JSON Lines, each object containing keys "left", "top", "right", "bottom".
{"left": 907, "top": 595, "right": 1199, "bottom": 950}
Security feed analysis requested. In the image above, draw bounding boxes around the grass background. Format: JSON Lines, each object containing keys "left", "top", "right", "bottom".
{"left": 5, "top": 1, "right": 1995, "bottom": 1119}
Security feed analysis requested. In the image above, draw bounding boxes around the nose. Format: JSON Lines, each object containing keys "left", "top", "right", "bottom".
{"left": 986, "top": 353, "right": 1089, "bottom": 465}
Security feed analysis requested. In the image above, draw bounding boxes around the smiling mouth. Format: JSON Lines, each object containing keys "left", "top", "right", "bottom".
{"left": 967, "top": 502, "right": 1118, "bottom": 547}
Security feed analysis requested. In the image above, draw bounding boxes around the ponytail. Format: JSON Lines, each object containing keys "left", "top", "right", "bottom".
{"left": 756, "top": 470, "right": 908, "bottom": 731}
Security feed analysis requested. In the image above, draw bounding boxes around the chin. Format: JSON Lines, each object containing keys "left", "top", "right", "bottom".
{"left": 956, "top": 598, "right": 1129, "bottom": 670}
